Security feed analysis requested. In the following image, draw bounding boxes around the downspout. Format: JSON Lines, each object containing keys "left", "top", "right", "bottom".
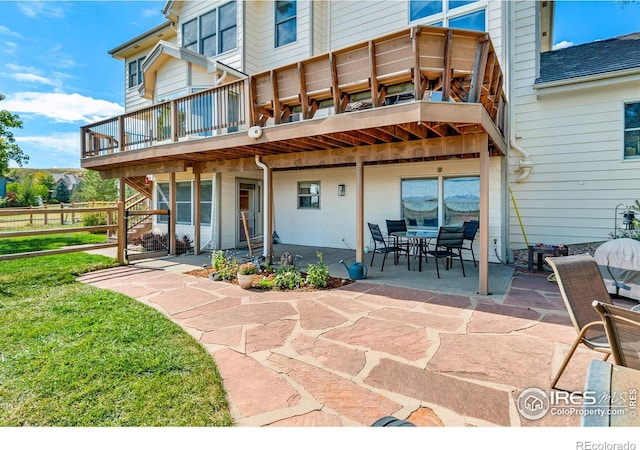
{"left": 510, "top": 139, "right": 533, "bottom": 183}
{"left": 254, "top": 155, "right": 273, "bottom": 264}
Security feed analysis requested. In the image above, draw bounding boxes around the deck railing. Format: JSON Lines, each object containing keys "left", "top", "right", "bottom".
{"left": 81, "top": 26, "right": 506, "bottom": 161}
{"left": 81, "top": 79, "right": 247, "bottom": 158}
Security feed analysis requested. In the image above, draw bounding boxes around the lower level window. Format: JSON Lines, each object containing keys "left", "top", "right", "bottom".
{"left": 401, "top": 176, "right": 479, "bottom": 227}
{"left": 298, "top": 181, "right": 320, "bottom": 209}
{"left": 157, "top": 181, "right": 193, "bottom": 224}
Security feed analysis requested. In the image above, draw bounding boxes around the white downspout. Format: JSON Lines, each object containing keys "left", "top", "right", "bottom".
{"left": 254, "top": 155, "right": 273, "bottom": 264}
{"left": 510, "top": 139, "right": 533, "bottom": 182}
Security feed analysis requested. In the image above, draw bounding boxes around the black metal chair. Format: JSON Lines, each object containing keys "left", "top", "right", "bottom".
{"left": 462, "top": 220, "right": 479, "bottom": 267}
{"left": 385, "top": 219, "right": 411, "bottom": 266}
{"left": 426, "top": 226, "right": 466, "bottom": 278}
{"left": 368, "top": 223, "right": 407, "bottom": 271}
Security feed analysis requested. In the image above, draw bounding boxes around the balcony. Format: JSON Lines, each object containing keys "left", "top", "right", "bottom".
{"left": 81, "top": 25, "right": 507, "bottom": 175}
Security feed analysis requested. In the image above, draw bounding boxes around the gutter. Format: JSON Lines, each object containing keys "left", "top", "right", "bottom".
{"left": 254, "top": 155, "right": 273, "bottom": 264}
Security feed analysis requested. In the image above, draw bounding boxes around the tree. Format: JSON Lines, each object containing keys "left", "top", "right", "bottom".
{"left": 54, "top": 181, "right": 71, "bottom": 203}
{"left": 34, "top": 172, "right": 56, "bottom": 196}
{"left": 71, "top": 170, "right": 118, "bottom": 202}
{"left": 0, "top": 93, "right": 29, "bottom": 176}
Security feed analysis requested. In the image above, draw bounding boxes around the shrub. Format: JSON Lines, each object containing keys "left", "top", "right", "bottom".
{"left": 257, "top": 275, "right": 275, "bottom": 290}
{"left": 306, "top": 252, "right": 329, "bottom": 288}
{"left": 211, "top": 250, "right": 226, "bottom": 271}
{"left": 273, "top": 265, "right": 303, "bottom": 290}
{"left": 82, "top": 212, "right": 107, "bottom": 227}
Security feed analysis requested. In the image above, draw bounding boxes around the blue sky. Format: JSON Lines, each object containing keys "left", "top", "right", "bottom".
{"left": 1, "top": 0, "right": 640, "bottom": 169}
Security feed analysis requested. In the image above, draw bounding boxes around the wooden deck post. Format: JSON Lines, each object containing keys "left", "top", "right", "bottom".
{"left": 117, "top": 201, "right": 125, "bottom": 264}
{"left": 479, "top": 140, "right": 490, "bottom": 295}
{"left": 169, "top": 172, "right": 177, "bottom": 255}
{"left": 194, "top": 170, "right": 201, "bottom": 255}
{"left": 356, "top": 158, "right": 365, "bottom": 263}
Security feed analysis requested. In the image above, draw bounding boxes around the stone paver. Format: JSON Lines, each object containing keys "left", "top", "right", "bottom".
{"left": 79, "top": 266, "right": 599, "bottom": 427}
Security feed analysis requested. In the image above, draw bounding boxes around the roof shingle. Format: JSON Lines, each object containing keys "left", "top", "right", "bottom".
{"left": 536, "top": 32, "right": 640, "bottom": 84}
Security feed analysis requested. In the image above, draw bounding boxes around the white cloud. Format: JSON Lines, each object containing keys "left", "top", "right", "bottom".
{"left": 3, "top": 92, "right": 124, "bottom": 124}
{"left": 17, "top": 1, "right": 65, "bottom": 19}
{"left": 17, "top": 132, "right": 80, "bottom": 158}
{"left": 9, "top": 73, "right": 59, "bottom": 87}
{"left": 0, "top": 25, "right": 23, "bottom": 39}
{"left": 553, "top": 40, "right": 574, "bottom": 51}
{"left": 2, "top": 41, "right": 19, "bottom": 55}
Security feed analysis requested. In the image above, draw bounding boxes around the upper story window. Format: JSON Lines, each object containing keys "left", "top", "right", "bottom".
{"left": 181, "top": 1, "right": 237, "bottom": 57}
{"left": 409, "top": 0, "right": 485, "bottom": 31}
{"left": 275, "top": 1, "right": 297, "bottom": 47}
{"left": 624, "top": 102, "right": 640, "bottom": 159}
{"left": 128, "top": 57, "right": 145, "bottom": 88}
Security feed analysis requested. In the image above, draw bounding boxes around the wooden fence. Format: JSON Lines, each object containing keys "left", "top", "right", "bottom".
{"left": 0, "top": 203, "right": 125, "bottom": 263}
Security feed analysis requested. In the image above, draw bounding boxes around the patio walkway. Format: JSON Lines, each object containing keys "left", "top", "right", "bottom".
{"left": 76, "top": 251, "right": 620, "bottom": 427}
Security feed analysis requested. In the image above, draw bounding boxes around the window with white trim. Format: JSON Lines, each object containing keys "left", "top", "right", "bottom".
{"left": 624, "top": 102, "right": 640, "bottom": 159}
{"left": 128, "top": 57, "right": 145, "bottom": 88}
{"left": 409, "top": 0, "right": 486, "bottom": 31}
{"left": 297, "top": 181, "right": 320, "bottom": 209}
{"left": 275, "top": 1, "right": 296, "bottom": 47}
{"left": 200, "top": 180, "right": 213, "bottom": 225}
{"left": 157, "top": 181, "right": 193, "bottom": 225}
{"left": 181, "top": 1, "right": 237, "bottom": 57}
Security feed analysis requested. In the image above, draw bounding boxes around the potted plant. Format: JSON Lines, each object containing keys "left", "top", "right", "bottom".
{"left": 237, "top": 262, "right": 258, "bottom": 289}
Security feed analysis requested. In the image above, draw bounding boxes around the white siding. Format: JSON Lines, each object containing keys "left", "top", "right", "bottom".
{"left": 511, "top": 1, "right": 640, "bottom": 249}
{"left": 272, "top": 158, "right": 504, "bottom": 263}
{"left": 155, "top": 58, "right": 188, "bottom": 101}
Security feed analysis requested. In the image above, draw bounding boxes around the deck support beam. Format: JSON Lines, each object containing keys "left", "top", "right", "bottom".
{"left": 356, "top": 158, "right": 365, "bottom": 264}
{"left": 479, "top": 143, "right": 490, "bottom": 295}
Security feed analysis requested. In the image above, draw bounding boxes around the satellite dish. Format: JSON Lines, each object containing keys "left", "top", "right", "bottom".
{"left": 248, "top": 126, "right": 263, "bottom": 139}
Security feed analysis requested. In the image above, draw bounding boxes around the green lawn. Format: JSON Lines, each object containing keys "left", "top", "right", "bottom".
{"left": 0, "top": 233, "right": 108, "bottom": 255}
{"left": 0, "top": 253, "right": 234, "bottom": 426}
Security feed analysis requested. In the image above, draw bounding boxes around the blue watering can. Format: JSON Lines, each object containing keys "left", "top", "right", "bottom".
{"left": 340, "top": 260, "right": 368, "bottom": 280}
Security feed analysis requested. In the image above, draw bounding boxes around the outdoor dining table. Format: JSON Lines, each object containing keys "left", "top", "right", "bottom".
{"left": 391, "top": 230, "right": 438, "bottom": 272}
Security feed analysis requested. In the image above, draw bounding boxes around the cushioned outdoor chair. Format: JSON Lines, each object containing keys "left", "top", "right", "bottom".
{"left": 462, "top": 220, "right": 479, "bottom": 267}
{"left": 545, "top": 254, "right": 612, "bottom": 390}
{"left": 426, "top": 226, "right": 465, "bottom": 278}
{"left": 368, "top": 222, "right": 407, "bottom": 271}
{"left": 592, "top": 300, "right": 640, "bottom": 370}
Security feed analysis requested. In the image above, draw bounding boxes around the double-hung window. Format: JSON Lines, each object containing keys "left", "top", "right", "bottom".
{"left": 181, "top": 1, "right": 237, "bottom": 57}
{"left": 624, "top": 102, "right": 640, "bottom": 159}
{"left": 275, "top": 1, "right": 296, "bottom": 47}
{"left": 128, "top": 57, "right": 145, "bottom": 88}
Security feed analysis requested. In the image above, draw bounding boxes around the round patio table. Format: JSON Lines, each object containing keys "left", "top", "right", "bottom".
{"left": 391, "top": 230, "right": 438, "bottom": 272}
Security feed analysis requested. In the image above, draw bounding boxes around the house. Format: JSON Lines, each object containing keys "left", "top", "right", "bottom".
{"left": 0, "top": 176, "right": 6, "bottom": 198}
{"left": 80, "top": 1, "right": 566, "bottom": 294}
{"left": 51, "top": 172, "right": 82, "bottom": 193}
{"left": 511, "top": 22, "right": 640, "bottom": 250}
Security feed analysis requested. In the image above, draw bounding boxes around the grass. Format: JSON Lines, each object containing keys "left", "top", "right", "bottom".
{"left": 0, "top": 233, "right": 108, "bottom": 255}
{"left": 0, "top": 253, "right": 234, "bottom": 426}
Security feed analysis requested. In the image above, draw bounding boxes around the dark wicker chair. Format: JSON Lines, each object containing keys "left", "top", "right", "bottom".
{"left": 545, "top": 255, "right": 612, "bottom": 390}
{"left": 593, "top": 300, "right": 640, "bottom": 370}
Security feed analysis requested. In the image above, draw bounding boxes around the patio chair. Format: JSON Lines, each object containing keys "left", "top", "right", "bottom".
{"left": 462, "top": 220, "right": 479, "bottom": 267}
{"left": 426, "top": 226, "right": 466, "bottom": 278}
{"left": 368, "top": 222, "right": 407, "bottom": 271}
{"left": 386, "top": 219, "right": 411, "bottom": 264}
{"left": 545, "top": 254, "right": 612, "bottom": 390}
{"left": 592, "top": 301, "right": 640, "bottom": 370}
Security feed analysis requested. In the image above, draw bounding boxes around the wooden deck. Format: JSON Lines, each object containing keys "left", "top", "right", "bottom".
{"left": 81, "top": 25, "right": 507, "bottom": 176}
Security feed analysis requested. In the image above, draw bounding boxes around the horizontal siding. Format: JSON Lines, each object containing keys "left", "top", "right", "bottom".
{"left": 155, "top": 58, "right": 187, "bottom": 100}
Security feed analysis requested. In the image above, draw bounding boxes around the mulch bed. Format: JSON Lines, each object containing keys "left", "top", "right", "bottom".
{"left": 184, "top": 268, "right": 354, "bottom": 291}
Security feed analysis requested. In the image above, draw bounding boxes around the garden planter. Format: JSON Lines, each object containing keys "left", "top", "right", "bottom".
{"left": 237, "top": 273, "right": 255, "bottom": 289}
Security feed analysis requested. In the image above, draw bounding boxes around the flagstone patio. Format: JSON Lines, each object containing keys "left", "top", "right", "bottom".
{"left": 77, "top": 256, "right": 624, "bottom": 427}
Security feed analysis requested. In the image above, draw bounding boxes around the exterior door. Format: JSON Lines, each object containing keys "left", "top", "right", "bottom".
{"left": 236, "top": 179, "right": 262, "bottom": 247}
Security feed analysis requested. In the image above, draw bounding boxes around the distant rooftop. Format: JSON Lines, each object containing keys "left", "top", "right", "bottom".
{"left": 536, "top": 32, "right": 640, "bottom": 84}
